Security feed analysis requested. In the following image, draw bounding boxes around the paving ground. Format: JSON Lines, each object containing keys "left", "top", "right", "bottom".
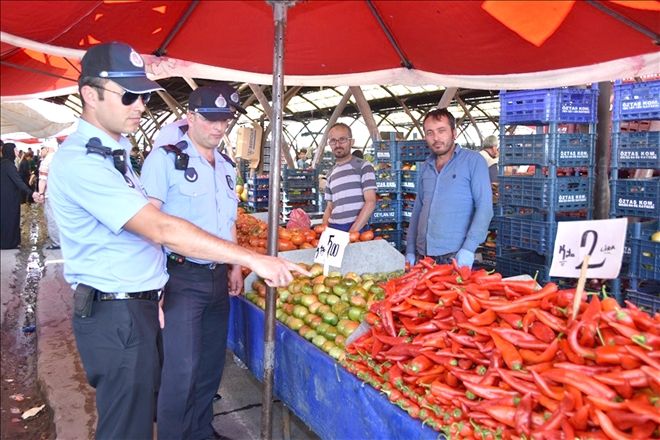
{"left": 1, "top": 246, "right": 318, "bottom": 440}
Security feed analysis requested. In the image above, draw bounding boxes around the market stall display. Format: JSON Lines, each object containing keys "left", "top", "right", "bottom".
{"left": 343, "top": 259, "right": 660, "bottom": 439}
{"left": 244, "top": 264, "right": 401, "bottom": 359}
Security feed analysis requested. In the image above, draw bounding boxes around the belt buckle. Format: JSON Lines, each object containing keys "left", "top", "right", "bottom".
{"left": 208, "top": 263, "right": 217, "bottom": 270}
{"left": 114, "top": 292, "right": 131, "bottom": 300}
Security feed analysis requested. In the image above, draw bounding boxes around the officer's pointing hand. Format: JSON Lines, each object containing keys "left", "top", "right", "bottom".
{"left": 253, "top": 256, "right": 311, "bottom": 288}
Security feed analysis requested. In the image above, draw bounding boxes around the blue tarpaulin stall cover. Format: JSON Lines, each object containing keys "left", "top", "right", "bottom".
{"left": 228, "top": 296, "right": 440, "bottom": 440}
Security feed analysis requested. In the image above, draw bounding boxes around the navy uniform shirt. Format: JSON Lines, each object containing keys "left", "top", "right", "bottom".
{"left": 48, "top": 119, "right": 168, "bottom": 292}
{"left": 141, "top": 133, "right": 238, "bottom": 264}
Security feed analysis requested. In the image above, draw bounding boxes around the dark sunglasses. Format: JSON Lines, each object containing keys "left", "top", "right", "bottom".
{"left": 92, "top": 85, "right": 152, "bottom": 106}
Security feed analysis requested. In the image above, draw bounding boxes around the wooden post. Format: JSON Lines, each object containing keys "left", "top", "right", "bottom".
{"left": 349, "top": 86, "right": 380, "bottom": 142}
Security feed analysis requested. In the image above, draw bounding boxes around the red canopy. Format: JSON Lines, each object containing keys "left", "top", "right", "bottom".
{"left": 1, "top": 0, "right": 659, "bottom": 98}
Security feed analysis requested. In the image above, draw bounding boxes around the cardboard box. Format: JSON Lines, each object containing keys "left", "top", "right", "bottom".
{"left": 236, "top": 123, "right": 263, "bottom": 168}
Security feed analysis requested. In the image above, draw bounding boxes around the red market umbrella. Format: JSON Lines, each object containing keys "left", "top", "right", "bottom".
{"left": 1, "top": 0, "right": 659, "bottom": 99}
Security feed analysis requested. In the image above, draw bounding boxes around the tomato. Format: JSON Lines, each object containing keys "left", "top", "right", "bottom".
{"left": 300, "top": 242, "right": 315, "bottom": 249}
{"left": 349, "top": 231, "right": 360, "bottom": 242}
{"left": 291, "top": 233, "right": 305, "bottom": 246}
{"left": 279, "top": 229, "right": 292, "bottom": 241}
{"left": 249, "top": 237, "right": 261, "bottom": 248}
{"left": 313, "top": 224, "right": 326, "bottom": 234}
{"left": 303, "top": 230, "right": 317, "bottom": 242}
{"left": 257, "top": 238, "right": 267, "bottom": 248}
{"left": 359, "top": 230, "right": 375, "bottom": 241}
{"left": 278, "top": 239, "right": 296, "bottom": 251}
{"left": 310, "top": 239, "right": 319, "bottom": 247}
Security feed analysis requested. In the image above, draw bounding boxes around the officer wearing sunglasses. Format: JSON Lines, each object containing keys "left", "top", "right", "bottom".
{"left": 47, "top": 42, "right": 308, "bottom": 440}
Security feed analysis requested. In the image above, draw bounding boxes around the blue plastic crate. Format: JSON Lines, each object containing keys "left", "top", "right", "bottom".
{"left": 375, "top": 169, "right": 400, "bottom": 193}
{"left": 371, "top": 200, "right": 401, "bottom": 224}
{"left": 613, "top": 80, "right": 660, "bottom": 121}
{"left": 499, "top": 176, "right": 591, "bottom": 211}
{"left": 401, "top": 199, "right": 415, "bottom": 220}
{"left": 496, "top": 249, "right": 551, "bottom": 283}
{"left": 611, "top": 178, "right": 660, "bottom": 218}
{"left": 629, "top": 220, "right": 659, "bottom": 282}
{"left": 497, "top": 214, "right": 588, "bottom": 254}
{"left": 626, "top": 281, "right": 660, "bottom": 314}
{"left": 247, "top": 200, "right": 270, "bottom": 211}
{"left": 399, "top": 141, "right": 429, "bottom": 162}
{"left": 373, "top": 228, "right": 403, "bottom": 249}
{"left": 500, "top": 133, "right": 594, "bottom": 167}
{"left": 373, "top": 140, "right": 397, "bottom": 162}
{"left": 283, "top": 168, "right": 318, "bottom": 189}
{"left": 401, "top": 170, "right": 418, "bottom": 193}
{"left": 500, "top": 87, "right": 598, "bottom": 125}
{"left": 611, "top": 131, "right": 660, "bottom": 169}
{"left": 248, "top": 188, "right": 268, "bottom": 202}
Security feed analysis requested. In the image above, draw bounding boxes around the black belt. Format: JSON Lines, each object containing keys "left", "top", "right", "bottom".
{"left": 167, "top": 257, "right": 223, "bottom": 271}
{"left": 92, "top": 289, "right": 161, "bottom": 302}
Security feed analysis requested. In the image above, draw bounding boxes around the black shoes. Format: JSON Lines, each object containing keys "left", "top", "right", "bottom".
{"left": 46, "top": 244, "right": 60, "bottom": 250}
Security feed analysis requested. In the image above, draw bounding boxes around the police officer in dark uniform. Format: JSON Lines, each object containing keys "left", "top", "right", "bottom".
{"left": 141, "top": 84, "right": 246, "bottom": 440}
{"left": 48, "top": 42, "right": 307, "bottom": 440}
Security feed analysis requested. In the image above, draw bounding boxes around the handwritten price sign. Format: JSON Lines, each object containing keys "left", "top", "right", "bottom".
{"left": 314, "top": 228, "right": 350, "bottom": 268}
{"left": 550, "top": 218, "right": 628, "bottom": 279}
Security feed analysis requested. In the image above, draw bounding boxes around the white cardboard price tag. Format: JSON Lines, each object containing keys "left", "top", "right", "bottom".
{"left": 314, "top": 228, "right": 350, "bottom": 269}
{"left": 549, "top": 218, "right": 628, "bottom": 279}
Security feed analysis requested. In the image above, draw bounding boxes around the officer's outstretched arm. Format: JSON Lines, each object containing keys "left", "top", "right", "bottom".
{"left": 124, "top": 203, "right": 310, "bottom": 286}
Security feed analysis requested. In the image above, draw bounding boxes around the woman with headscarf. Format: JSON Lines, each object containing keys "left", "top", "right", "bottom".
{"left": 1, "top": 142, "right": 38, "bottom": 249}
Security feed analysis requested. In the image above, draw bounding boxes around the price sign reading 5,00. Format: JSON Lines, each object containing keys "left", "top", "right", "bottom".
{"left": 314, "top": 227, "right": 350, "bottom": 268}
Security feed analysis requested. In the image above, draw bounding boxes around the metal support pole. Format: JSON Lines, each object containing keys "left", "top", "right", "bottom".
{"left": 261, "top": 1, "right": 291, "bottom": 439}
{"left": 594, "top": 82, "right": 613, "bottom": 220}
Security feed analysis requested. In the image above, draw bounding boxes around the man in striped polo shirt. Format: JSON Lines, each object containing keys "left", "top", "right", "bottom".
{"left": 322, "top": 123, "right": 377, "bottom": 232}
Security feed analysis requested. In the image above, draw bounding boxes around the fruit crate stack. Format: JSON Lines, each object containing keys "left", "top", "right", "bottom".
{"left": 609, "top": 79, "right": 660, "bottom": 310}
{"left": 245, "top": 174, "right": 270, "bottom": 213}
{"left": 496, "top": 86, "right": 599, "bottom": 283}
{"left": 370, "top": 135, "right": 428, "bottom": 251}
{"left": 282, "top": 167, "right": 320, "bottom": 220}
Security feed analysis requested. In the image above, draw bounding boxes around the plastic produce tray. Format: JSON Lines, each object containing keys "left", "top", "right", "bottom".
{"left": 370, "top": 200, "right": 401, "bottom": 224}
{"left": 499, "top": 176, "right": 591, "bottom": 211}
{"left": 611, "top": 131, "right": 660, "bottom": 169}
{"left": 611, "top": 178, "right": 660, "bottom": 218}
{"left": 500, "top": 87, "right": 598, "bottom": 124}
{"left": 613, "top": 80, "right": 660, "bottom": 121}
{"left": 500, "top": 133, "right": 594, "bottom": 167}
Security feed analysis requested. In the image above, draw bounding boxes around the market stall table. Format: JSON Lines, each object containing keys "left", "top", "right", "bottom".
{"left": 227, "top": 295, "right": 439, "bottom": 440}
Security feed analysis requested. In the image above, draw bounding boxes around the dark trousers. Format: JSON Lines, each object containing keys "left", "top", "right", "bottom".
{"left": 328, "top": 222, "right": 369, "bottom": 233}
{"left": 158, "top": 262, "right": 230, "bottom": 440}
{"left": 73, "top": 299, "right": 160, "bottom": 440}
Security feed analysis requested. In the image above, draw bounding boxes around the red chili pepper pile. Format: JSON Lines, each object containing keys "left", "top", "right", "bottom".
{"left": 342, "top": 258, "right": 660, "bottom": 439}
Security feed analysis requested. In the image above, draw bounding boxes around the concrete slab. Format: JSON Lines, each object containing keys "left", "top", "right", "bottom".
{"left": 36, "top": 256, "right": 96, "bottom": 440}
{"left": 0, "top": 249, "right": 19, "bottom": 327}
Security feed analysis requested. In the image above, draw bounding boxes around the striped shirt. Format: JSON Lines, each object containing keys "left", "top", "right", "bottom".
{"left": 325, "top": 157, "right": 376, "bottom": 225}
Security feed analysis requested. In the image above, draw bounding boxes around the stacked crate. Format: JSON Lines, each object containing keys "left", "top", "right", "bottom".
{"left": 369, "top": 136, "right": 427, "bottom": 250}
{"left": 496, "top": 87, "right": 599, "bottom": 283}
{"left": 245, "top": 174, "right": 270, "bottom": 213}
{"left": 610, "top": 79, "right": 660, "bottom": 311}
{"left": 282, "top": 167, "right": 320, "bottom": 220}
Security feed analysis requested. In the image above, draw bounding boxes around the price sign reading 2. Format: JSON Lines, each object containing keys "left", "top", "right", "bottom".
{"left": 574, "top": 229, "right": 605, "bottom": 270}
